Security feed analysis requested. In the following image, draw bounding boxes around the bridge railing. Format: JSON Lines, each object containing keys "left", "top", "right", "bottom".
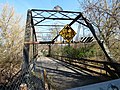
{"left": 51, "top": 55, "right": 120, "bottom": 79}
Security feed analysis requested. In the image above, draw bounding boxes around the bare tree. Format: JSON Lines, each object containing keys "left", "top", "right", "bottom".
{"left": 0, "top": 4, "right": 24, "bottom": 84}
{"left": 78, "top": 0, "right": 120, "bottom": 61}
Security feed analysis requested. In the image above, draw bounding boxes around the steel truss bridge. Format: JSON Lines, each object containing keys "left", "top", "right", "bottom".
{"left": 1, "top": 9, "right": 120, "bottom": 90}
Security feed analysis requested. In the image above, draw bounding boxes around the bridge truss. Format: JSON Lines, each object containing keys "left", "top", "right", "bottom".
{"left": 23, "top": 9, "right": 120, "bottom": 72}
{"left": 3, "top": 9, "right": 120, "bottom": 90}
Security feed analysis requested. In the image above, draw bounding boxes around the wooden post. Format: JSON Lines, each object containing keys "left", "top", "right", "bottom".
{"left": 43, "top": 69, "right": 50, "bottom": 90}
{"left": 44, "top": 69, "right": 47, "bottom": 83}
{"left": 20, "top": 83, "right": 27, "bottom": 90}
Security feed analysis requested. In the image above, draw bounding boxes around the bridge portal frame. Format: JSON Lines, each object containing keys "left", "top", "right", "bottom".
{"left": 23, "top": 9, "right": 120, "bottom": 77}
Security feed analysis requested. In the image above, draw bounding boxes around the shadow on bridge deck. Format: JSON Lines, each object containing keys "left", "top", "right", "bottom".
{"left": 35, "top": 56, "right": 111, "bottom": 90}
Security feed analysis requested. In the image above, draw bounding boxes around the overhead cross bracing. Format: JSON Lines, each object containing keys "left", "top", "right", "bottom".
{"left": 30, "top": 9, "right": 88, "bottom": 43}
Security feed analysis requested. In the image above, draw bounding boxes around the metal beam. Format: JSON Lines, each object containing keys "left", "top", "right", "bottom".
{"left": 52, "top": 13, "right": 83, "bottom": 42}
{"left": 31, "top": 9, "right": 81, "bottom": 14}
{"left": 24, "top": 41, "right": 81, "bottom": 44}
{"left": 36, "top": 32, "right": 52, "bottom": 33}
{"left": 31, "top": 11, "right": 37, "bottom": 41}
{"left": 52, "top": 34, "right": 59, "bottom": 42}
{"left": 24, "top": 41, "right": 54, "bottom": 44}
{"left": 23, "top": 10, "right": 31, "bottom": 70}
{"left": 34, "top": 25, "right": 64, "bottom": 27}
{"left": 69, "top": 13, "right": 82, "bottom": 26}
{"left": 32, "top": 17, "right": 77, "bottom": 20}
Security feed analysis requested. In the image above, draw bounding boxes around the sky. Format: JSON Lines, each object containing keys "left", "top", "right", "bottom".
{"left": 0, "top": 0, "right": 82, "bottom": 16}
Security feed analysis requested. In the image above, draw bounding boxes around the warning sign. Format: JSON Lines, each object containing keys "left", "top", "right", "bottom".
{"left": 59, "top": 24, "right": 76, "bottom": 42}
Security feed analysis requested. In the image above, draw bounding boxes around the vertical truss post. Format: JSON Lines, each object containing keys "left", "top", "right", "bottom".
{"left": 23, "top": 10, "right": 32, "bottom": 71}
{"left": 32, "top": 32, "right": 35, "bottom": 71}
{"left": 31, "top": 11, "right": 38, "bottom": 59}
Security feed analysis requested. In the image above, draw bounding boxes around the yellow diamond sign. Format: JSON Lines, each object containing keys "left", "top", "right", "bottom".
{"left": 59, "top": 24, "right": 76, "bottom": 42}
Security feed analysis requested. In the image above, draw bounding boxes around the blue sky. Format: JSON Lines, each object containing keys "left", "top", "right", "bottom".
{"left": 0, "top": 0, "right": 82, "bottom": 15}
